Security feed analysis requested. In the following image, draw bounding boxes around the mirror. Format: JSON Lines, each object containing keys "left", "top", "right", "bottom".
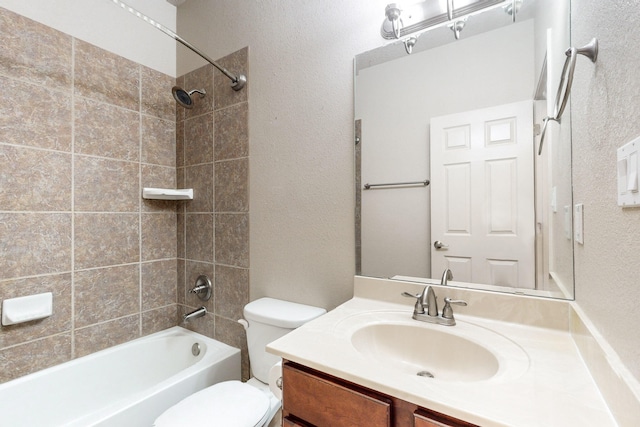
{"left": 355, "top": 0, "right": 574, "bottom": 299}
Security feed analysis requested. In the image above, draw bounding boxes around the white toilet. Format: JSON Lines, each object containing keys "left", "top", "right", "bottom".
{"left": 154, "top": 297, "right": 326, "bottom": 427}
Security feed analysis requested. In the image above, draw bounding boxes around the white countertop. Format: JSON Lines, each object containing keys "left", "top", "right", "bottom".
{"left": 267, "top": 278, "right": 617, "bottom": 427}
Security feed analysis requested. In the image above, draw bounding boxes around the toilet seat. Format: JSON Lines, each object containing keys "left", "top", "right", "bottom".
{"left": 153, "top": 381, "right": 270, "bottom": 427}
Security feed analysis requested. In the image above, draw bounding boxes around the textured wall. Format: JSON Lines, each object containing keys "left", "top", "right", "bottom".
{"left": 571, "top": 0, "right": 640, "bottom": 382}
{"left": 0, "top": 7, "right": 178, "bottom": 383}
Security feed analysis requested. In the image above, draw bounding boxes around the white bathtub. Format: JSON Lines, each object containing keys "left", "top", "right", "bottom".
{"left": 0, "top": 326, "right": 240, "bottom": 427}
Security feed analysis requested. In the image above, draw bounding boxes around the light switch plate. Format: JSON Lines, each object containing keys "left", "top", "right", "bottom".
{"left": 574, "top": 204, "right": 584, "bottom": 244}
{"left": 617, "top": 136, "right": 640, "bottom": 207}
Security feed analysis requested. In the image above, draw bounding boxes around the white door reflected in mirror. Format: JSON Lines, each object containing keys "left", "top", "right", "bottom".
{"left": 430, "top": 101, "right": 535, "bottom": 289}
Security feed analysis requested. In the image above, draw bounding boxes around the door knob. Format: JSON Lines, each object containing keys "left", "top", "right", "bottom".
{"left": 433, "top": 240, "right": 449, "bottom": 250}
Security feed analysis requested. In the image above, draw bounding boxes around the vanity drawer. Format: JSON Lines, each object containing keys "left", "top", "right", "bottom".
{"left": 283, "top": 362, "right": 392, "bottom": 427}
{"left": 283, "top": 418, "right": 308, "bottom": 427}
{"left": 414, "top": 409, "right": 478, "bottom": 427}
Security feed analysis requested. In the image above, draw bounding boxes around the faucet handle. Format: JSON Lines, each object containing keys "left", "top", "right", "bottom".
{"left": 442, "top": 297, "right": 467, "bottom": 320}
{"left": 401, "top": 291, "right": 425, "bottom": 314}
{"left": 401, "top": 291, "right": 420, "bottom": 298}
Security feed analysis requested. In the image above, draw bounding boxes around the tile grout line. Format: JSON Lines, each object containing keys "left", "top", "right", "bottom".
{"left": 176, "top": 75, "right": 183, "bottom": 323}
{"left": 212, "top": 68, "right": 217, "bottom": 336}
{"left": 70, "top": 36, "right": 76, "bottom": 360}
{"left": 138, "top": 64, "right": 143, "bottom": 337}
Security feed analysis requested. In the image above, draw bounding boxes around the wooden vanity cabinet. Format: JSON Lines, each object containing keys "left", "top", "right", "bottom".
{"left": 413, "top": 409, "right": 478, "bottom": 427}
{"left": 282, "top": 361, "right": 392, "bottom": 426}
{"left": 282, "top": 361, "right": 478, "bottom": 427}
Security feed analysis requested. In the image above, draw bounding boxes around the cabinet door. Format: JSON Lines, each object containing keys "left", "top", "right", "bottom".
{"left": 414, "top": 410, "right": 479, "bottom": 427}
{"left": 283, "top": 362, "right": 391, "bottom": 427}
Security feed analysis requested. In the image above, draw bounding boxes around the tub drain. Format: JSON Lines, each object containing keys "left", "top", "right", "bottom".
{"left": 192, "top": 342, "right": 201, "bottom": 356}
{"left": 417, "top": 370, "right": 434, "bottom": 378}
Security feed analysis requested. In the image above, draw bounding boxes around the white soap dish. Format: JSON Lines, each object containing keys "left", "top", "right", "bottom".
{"left": 2, "top": 292, "right": 53, "bottom": 326}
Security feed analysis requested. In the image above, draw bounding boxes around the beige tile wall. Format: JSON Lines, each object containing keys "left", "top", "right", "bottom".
{"left": 0, "top": 7, "right": 179, "bottom": 383}
{"left": 0, "top": 6, "right": 250, "bottom": 385}
{"left": 176, "top": 47, "right": 251, "bottom": 380}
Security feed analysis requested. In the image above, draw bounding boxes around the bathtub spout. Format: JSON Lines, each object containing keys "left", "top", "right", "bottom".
{"left": 183, "top": 306, "right": 207, "bottom": 323}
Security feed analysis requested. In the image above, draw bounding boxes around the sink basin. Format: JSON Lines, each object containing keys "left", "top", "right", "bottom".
{"left": 352, "top": 323, "right": 499, "bottom": 381}
{"left": 342, "top": 312, "right": 529, "bottom": 383}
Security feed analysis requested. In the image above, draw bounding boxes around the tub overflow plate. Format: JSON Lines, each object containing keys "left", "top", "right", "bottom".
{"left": 192, "top": 342, "right": 201, "bottom": 356}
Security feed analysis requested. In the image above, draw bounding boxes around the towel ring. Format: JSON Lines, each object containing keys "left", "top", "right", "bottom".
{"left": 538, "top": 38, "right": 598, "bottom": 155}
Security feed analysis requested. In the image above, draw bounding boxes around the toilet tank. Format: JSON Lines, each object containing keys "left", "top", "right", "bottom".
{"left": 243, "top": 298, "right": 326, "bottom": 383}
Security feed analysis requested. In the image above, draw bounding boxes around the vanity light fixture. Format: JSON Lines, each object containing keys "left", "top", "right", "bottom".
{"left": 381, "top": 0, "right": 522, "bottom": 53}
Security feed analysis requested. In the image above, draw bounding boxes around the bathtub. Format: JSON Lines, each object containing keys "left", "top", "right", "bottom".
{"left": 0, "top": 326, "right": 240, "bottom": 427}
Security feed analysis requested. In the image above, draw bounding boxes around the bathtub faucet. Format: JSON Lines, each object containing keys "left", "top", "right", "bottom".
{"left": 183, "top": 306, "right": 207, "bottom": 323}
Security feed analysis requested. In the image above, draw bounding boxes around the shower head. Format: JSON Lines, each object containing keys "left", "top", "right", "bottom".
{"left": 172, "top": 86, "right": 206, "bottom": 109}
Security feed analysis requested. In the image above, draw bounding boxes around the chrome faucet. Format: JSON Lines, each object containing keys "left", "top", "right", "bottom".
{"left": 425, "top": 285, "right": 438, "bottom": 316}
{"left": 402, "top": 285, "right": 467, "bottom": 326}
{"left": 403, "top": 285, "right": 437, "bottom": 316}
{"left": 440, "top": 268, "right": 453, "bottom": 286}
{"left": 183, "top": 306, "right": 207, "bottom": 323}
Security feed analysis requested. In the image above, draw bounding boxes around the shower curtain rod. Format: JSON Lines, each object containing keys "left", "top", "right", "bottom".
{"left": 111, "top": 0, "right": 246, "bottom": 91}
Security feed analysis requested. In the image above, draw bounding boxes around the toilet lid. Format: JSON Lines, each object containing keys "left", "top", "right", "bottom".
{"left": 154, "top": 381, "right": 270, "bottom": 427}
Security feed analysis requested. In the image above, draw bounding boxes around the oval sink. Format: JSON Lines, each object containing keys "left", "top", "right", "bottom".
{"left": 343, "top": 312, "right": 529, "bottom": 383}
{"left": 352, "top": 323, "right": 498, "bottom": 381}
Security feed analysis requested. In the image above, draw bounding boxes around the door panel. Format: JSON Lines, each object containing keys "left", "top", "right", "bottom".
{"left": 444, "top": 256, "right": 472, "bottom": 282}
{"left": 486, "top": 158, "right": 517, "bottom": 233}
{"left": 444, "top": 163, "right": 471, "bottom": 234}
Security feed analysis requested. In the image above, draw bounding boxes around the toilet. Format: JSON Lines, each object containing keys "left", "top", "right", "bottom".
{"left": 154, "top": 297, "right": 326, "bottom": 427}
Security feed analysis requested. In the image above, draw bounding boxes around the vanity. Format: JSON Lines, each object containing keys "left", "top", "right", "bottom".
{"left": 281, "top": 361, "right": 475, "bottom": 427}
{"left": 267, "top": 276, "right": 619, "bottom": 426}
